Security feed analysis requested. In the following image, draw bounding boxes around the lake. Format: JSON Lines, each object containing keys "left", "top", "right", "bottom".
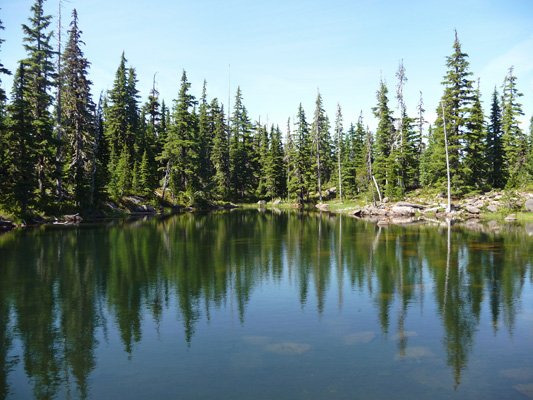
{"left": 0, "top": 210, "right": 532, "bottom": 399}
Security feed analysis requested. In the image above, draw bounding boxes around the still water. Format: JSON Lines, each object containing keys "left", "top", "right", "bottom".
{"left": 0, "top": 210, "right": 532, "bottom": 399}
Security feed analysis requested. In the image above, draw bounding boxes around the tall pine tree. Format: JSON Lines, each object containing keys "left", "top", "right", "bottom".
{"left": 60, "top": 9, "right": 95, "bottom": 206}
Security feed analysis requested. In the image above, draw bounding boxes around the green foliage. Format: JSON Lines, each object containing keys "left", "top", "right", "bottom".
{"left": 501, "top": 66, "right": 527, "bottom": 186}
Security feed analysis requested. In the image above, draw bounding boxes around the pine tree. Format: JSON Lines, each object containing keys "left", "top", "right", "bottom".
{"left": 158, "top": 70, "right": 198, "bottom": 196}
{"left": 197, "top": 80, "right": 213, "bottom": 186}
{"left": 264, "top": 125, "right": 285, "bottom": 200}
{"left": 463, "top": 82, "right": 486, "bottom": 191}
{"left": 0, "top": 14, "right": 11, "bottom": 201}
{"left": 256, "top": 124, "right": 270, "bottom": 198}
{"left": 209, "top": 100, "right": 230, "bottom": 199}
{"left": 229, "top": 87, "right": 256, "bottom": 200}
{"left": 429, "top": 31, "right": 474, "bottom": 194}
{"left": 311, "top": 91, "right": 331, "bottom": 201}
{"left": 60, "top": 9, "right": 95, "bottom": 207}
{"left": 334, "top": 103, "right": 344, "bottom": 200}
{"left": 105, "top": 53, "right": 129, "bottom": 187}
{"left": 372, "top": 79, "right": 395, "bottom": 196}
{"left": 288, "top": 103, "right": 312, "bottom": 202}
{"left": 4, "top": 63, "right": 37, "bottom": 215}
{"left": 501, "top": 66, "right": 526, "bottom": 186}
{"left": 22, "top": 0, "right": 57, "bottom": 206}
{"left": 486, "top": 88, "right": 504, "bottom": 188}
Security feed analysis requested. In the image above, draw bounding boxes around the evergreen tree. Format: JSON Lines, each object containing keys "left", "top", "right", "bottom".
{"left": 396, "top": 109, "right": 420, "bottom": 190}
{"left": 229, "top": 87, "right": 256, "bottom": 200}
{"left": 22, "top": 0, "right": 57, "bottom": 205}
{"left": 60, "top": 9, "right": 95, "bottom": 207}
{"left": 288, "top": 103, "right": 312, "bottom": 202}
{"left": 209, "top": 100, "right": 230, "bottom": 199}
{"left": 429, "top": 31, "right": 474, "bottom": 193}
{"left": 105, "top": 53, "right": 130, "bottom": 191}
{"left": 197, "top": 80, "right": 213, "bottom": 186}
{"left": 264, "top": 124, "right": 285, "bottom": 200}
{"left": 501, "top": 66, "right": 526, "bottom": 186}
{"left": 3, "top": 63, "right": 36, "bottom": 215}
{"left": 256, "top": 124, "right": 270, "bottom": 198}
{"left": 158, "top": 70, "right": 198, "bottom": 196}
{"left": 486, "top": 88, "right": 504, "bottom": 188}
{"left": 463, "top": 82, "right": 486, "bottom": 191}
{"left": 0, "top": 13, "right": 11, "bottom": 201}
{"left": 334, "top": 103, "right": 344, "bottom": 200}
{"left": 372, "top": 79, "right": 395, "bottom": 196}
{"left": 311, "top": 91, "right": 331, "bottom": 201}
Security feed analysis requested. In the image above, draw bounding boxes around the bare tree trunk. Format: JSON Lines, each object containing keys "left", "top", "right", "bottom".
{"left": 372, "top": 175, "right": 382, "bottom": 203}
{"left": 161, "top": 160, "right": 171, "bottom": 201}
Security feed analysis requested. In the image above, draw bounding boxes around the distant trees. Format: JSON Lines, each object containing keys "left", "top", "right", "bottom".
{"left": 1, "top": 4, "right": 533, "bottom": 218}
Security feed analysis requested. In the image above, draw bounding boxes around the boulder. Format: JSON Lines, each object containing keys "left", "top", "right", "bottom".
{"left": 422, "top": 207, "right": 441, "bottom": 214}
{"left": 390, "top": 206, "right": 417, "bottom": 216}
{"left": 504, "top": 214, "right": 517, "bottom": 221}
{"left": 464, "top": 205, "right": 480, "bottom": 214}
{"left": 273, "top": 199, "right": 281, "bottom": 205}
{"left": 394, "top": 201, "right": 426, "bottom": 209}
{"left": 348, "top": 208, "right": 362, "bottom": 216}
{"left": 135, "top": 204, "right": 156, "bottom": 213}
{"left": 258, "top": 200, "right": 267, "bottom": 206}
{"left": 524, "top": 199, "right": 533, "bottom": 212}
{"left": 126, "top": 195, "right": 146, "bottom": 205}
{"left": 487, "top": 204, "right": 498, "bottom": 213}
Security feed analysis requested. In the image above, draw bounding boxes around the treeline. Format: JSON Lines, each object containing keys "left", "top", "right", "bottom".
{"left": 1, "top": 1, "right": 532, "bottom": 217}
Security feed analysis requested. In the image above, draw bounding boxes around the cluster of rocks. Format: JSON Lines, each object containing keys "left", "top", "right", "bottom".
{"left": 344, "top": 191, "right": 533, "bottom": 222}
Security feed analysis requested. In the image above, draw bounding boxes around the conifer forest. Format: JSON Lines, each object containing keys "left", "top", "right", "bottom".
{"left": 1, "top": 0, "right": 533, "bottom": 219}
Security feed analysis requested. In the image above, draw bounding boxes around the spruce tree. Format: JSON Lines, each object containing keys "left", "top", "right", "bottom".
{"left": 197, "top": 80, "right": 213, "bottom": 186}
{"left": 4, "top": 63, "right": 37, "bottom": 215}
{"left": 209, "top": 100, "right": 230, "bottom": 199}
{"left": 60, "top": 9, "right": 95, "bottom": 207}
{"left": 229, "top": 87, "right": 256, "bottom": 200}
{"left": 0, "top": 14, "right": 11, "bottom": 201}
{"left": 486, "top": 88, "right": 504, "bottom": 188}
{"left": 256, "top": 124, "right": 270, "bottom": 198}
{"left": 501, "top": 66, "right": 526, "bottom": 186}
{"left": 311, "top": 91, "right": 331, "bottom": 201}
{"left": 334, "top": 103, "right": 344, "bottom": 200}
{"left": 158, "top": 70, "right": 198, "bottom": 196}
{"left": 105, "top": 53, "right": 129, "bottom": 191}
{"left": 429, "top": 31, "right": 474, "bottom": 194}
{"left": 372, "top": 79, "right": 395, "bottom": 196}
{"left": 463, "top": 82, "right": 486, "bottom": 191}
{"left": 22, "top": 0, "right": 57, "bottom": 206}
{"left": 289, "top": 103, "right": 312, "bottom": 202}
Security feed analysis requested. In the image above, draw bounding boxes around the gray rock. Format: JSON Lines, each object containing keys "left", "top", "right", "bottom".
{"left": 135, "top": 205, "right": 156, "bottom": 213}
{"left": 524, "top": 199, "right": 533, "bottom": 212}
{"left": 390, "top": 206, "right": 417, "bottom": 216}
{"left": 273, "top": 199, "right": 281, "bottom": 205}
{"left": 487, "top": 204, "right": 498, "bottom": 213}
{"left": 127, "top": 195, "right": 146, "bottom": 204}
{"left": 382, "top": 197, "right": 389, "bottom": 203}
{"left": 423, "top": 207, "right": 441, "bottom": 214}
{"left": 465, "top": 205, "right": 480, "bottom": 214}
{"left": 394, "top": 201, "right": 426, "bottom": 209}
{"left": 258, "top": 200, "right": 267, "bottom": 206}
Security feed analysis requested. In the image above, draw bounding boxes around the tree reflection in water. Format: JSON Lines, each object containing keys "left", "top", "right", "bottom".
{"left": 0, "top": 211, "right": 531, "bottom": 399}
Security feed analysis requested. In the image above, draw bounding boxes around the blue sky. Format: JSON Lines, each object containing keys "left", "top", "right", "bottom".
{"left": 2, "top": 0, "right": 533, "bottom": 134}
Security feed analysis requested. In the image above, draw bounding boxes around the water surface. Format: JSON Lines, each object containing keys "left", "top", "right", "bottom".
{"left": 0, "top": 210, "right": 532, "bottom": 399}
